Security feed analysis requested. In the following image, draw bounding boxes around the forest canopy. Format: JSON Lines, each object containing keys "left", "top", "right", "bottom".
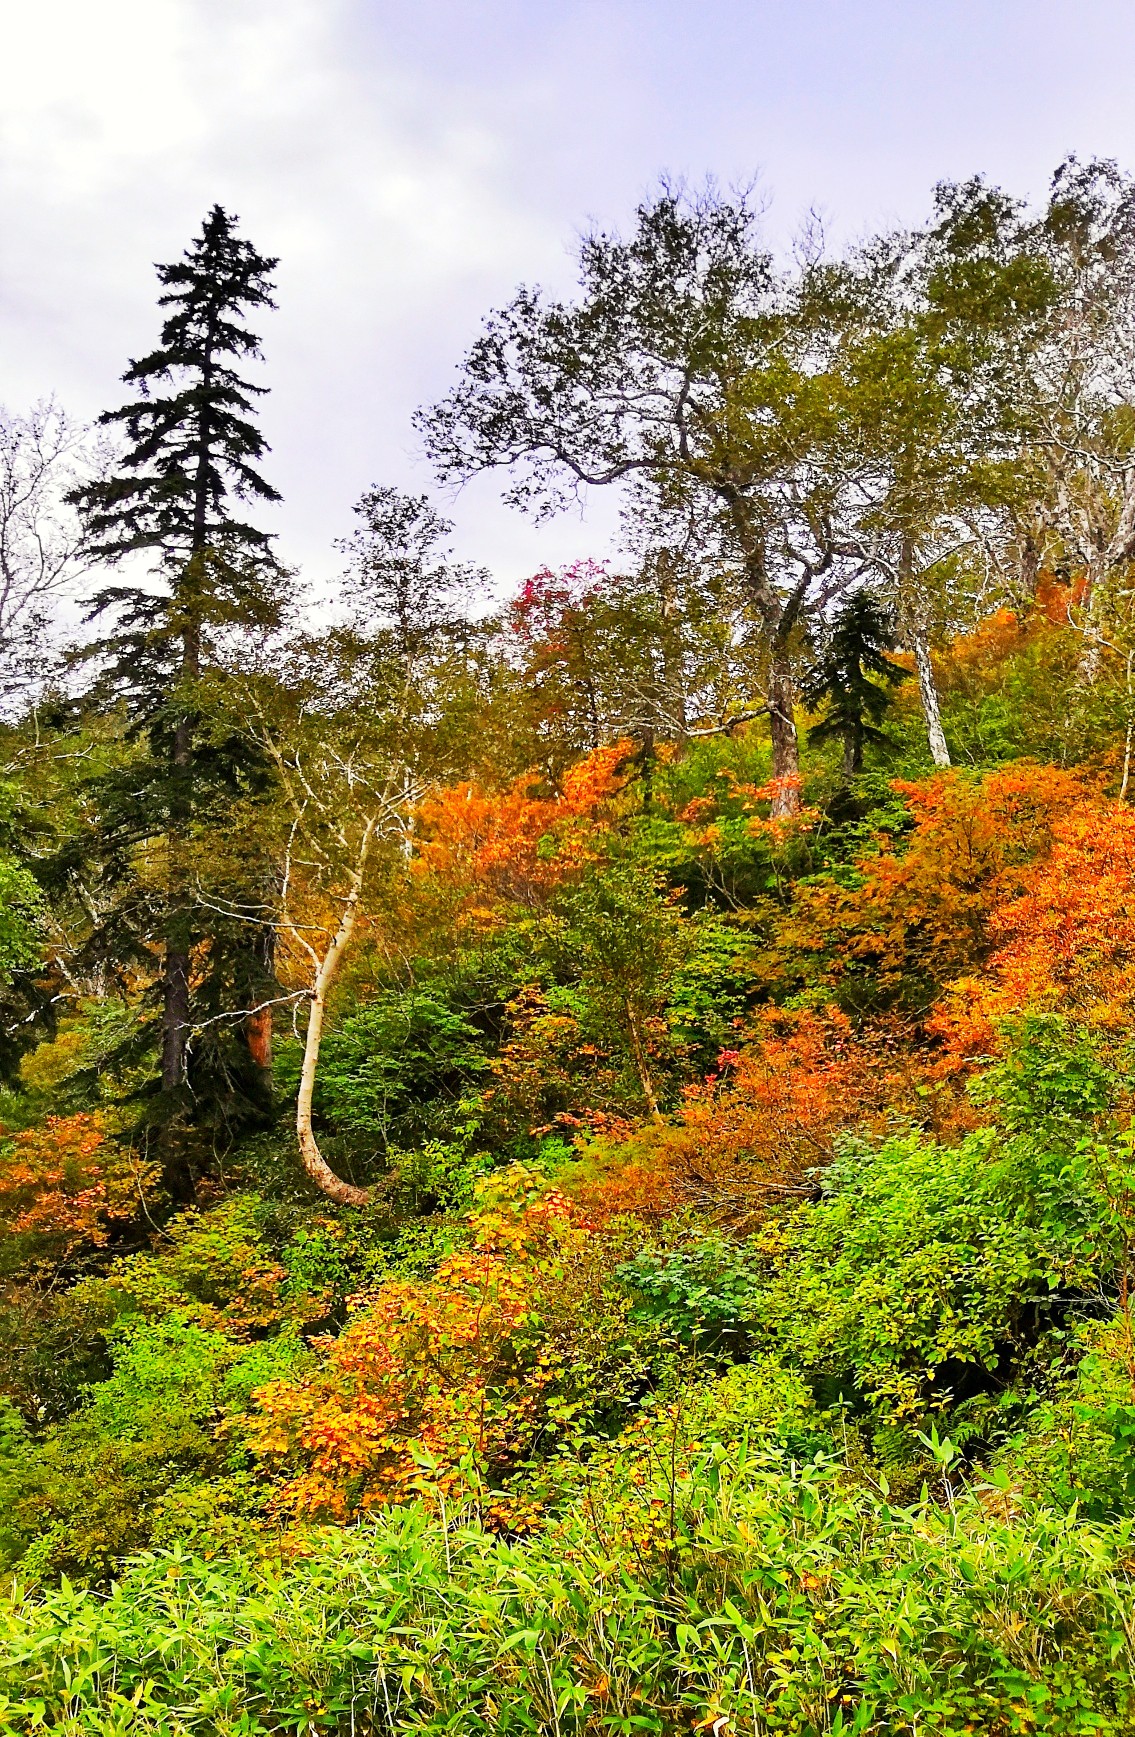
{"left": 4, "top": 165, "right": 1135, "bottom": 1734}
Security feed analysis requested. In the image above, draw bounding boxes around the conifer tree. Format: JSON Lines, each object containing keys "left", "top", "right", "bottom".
{"left": 802, "top": 592, "right": 909, "bottom": 777}
{"left": 70, "top": 206, "right": 284, "bottom": 1110}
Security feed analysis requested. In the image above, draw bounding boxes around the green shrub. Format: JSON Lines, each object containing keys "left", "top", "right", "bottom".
{"left": 752, "top": 1130, "right": 1061, "bottom": 1419}
{"left": 0, "top": 1315, "right": 306, "bottom": 1582}
{"left": 305, "top": 990, "right": 489, "bottom": 1152}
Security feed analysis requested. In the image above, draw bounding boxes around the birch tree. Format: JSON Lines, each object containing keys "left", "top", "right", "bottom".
{"left": 420, "top": 185, "right": 869, "bottom": 814}
{"left": 0, "top": 401, "right": 93, "bottom": 690}
{"left": 242, "top": 491, "right": 484, "bottom": 1204}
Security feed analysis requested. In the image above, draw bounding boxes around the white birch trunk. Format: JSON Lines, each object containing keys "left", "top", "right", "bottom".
{"left": 911, "top": 620, "right": 951, "bottom": 768}
{"left": 292, "top": 819, "right": 376, "bottom": 1208}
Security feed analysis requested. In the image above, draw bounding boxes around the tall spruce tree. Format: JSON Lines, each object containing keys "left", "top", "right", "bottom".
{"left": 70, "top": 206, "right": 285, "bottom": 1116}
{"left": 802, "top": 592, "right": 909, "bottom": 777}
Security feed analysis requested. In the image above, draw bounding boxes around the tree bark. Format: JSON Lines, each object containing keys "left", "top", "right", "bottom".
{"left": 910, "top": 619, "right": 951, "bottom": 768}
{"left": 899, "top": 540, "right": 951, "bottom": 770}
{"left": 625, "top": 999, "right": 664, "bottom": 1126}
{"left": 161, "top": 941, "right": 190, "bottom": 1092}
{"left": 1076, "top": 554, "right": 1107, "bottom": 683}
{"left": 162, "top": 306, "right": 214, "bottom": 1096}
{"left": 162, "top": 707, "right": 194, "bottom": 1093}
{"left": 767, "top": 649, "right": 801, "bottom": 815}
{"left": 293, "top": 821, "right": 375, "bottom": 1208}
{"left": 726, "top": 503, "right": 803, "bottom": 816}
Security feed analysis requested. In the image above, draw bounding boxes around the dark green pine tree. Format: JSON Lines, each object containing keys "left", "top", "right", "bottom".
{"left": 802, "top": 592, "right": 909, "bottom": 777}
{"left": 69, "top": 205, "right": 286, "bottom": 1128}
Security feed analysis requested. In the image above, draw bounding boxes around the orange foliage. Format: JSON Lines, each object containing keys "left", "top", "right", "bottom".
{"left": 660, "top": 1009, "right": 873, "bottom": 1225}
{"left": 412, "top": 743, "right": 630, "bottom": 921}
{"left": 250, "top": 1170, "right": 594, "bottom": 1519}
{"left": 680, "top": 1007, "right": 868, "bottom": 1166}
{"left": 935, "top": 800, "right": 1135, "bottom": 1057}
{"left": 562, "top": 1008, "right": 880, "bottom": 1234}
{"left": 1034, "top": 572, "right": 1082, "bottom": 626}
{"left": 0, "top": 1114, "right": 158, "bottom": 1263}
{"left": 569, "top": 1158, "right": 680, "bottom": 1228}
{"left": 777, "top": 763, "right": 1082, "bottom": 1006}
{"left": 946, "top": 608, "right": 1029, "bottom": 673}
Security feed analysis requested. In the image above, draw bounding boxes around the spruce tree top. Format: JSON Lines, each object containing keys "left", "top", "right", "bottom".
{"left": 72, "top": 205, "right": 280, "bottom": 570}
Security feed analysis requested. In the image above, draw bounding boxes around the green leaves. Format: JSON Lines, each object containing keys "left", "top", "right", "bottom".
{"left": 4, "top": 1449, "right": 1135, "bottom": 1734}
{"left": 0, "top": 853, "right": 44, "bottom": 981}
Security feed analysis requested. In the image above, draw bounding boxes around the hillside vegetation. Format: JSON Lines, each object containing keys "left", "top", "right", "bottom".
{"left": 4, "top": 167, "right": 1135, "bottom": 1734}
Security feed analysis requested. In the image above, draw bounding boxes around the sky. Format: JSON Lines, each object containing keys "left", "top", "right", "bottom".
{"left": 4, "top": 0, "right": 1135, "bottom": 601}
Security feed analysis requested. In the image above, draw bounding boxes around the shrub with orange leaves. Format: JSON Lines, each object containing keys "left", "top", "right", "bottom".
{"left": 664, "top": 1008, "right": 874, "bottom": 1225}
{"left": 935, "top": 800, "right": 1135, "bottom": 1061}
{"left": 560, "top": 1007, "right": 880, "bottom": 1235}
{"left": 0, "top": 1114, "right": 158, "bottom": 1268}
{"left": 412, "top": 742, "right": 631, "bottom": 924}
{"left": 775, "top": 763, "right": 1083, "bottom": 1014}
{"left": 569, "top": 1153, "right": 680, "bottom": 1229}
{"left": 249, "top": 1167, "right": 612, "bottom": 1520}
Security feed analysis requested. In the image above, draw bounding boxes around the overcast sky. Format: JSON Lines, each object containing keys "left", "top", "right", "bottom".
{"left": 4, "top": 0, "right": 1135, "bottom": 600}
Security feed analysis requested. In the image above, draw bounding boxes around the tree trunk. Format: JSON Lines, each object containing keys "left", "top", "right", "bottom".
{"left": 293, "top": 822, "right": 375, "bottom": 1208}
{"left": 898, "top": 538, "right": 951, "bottom": 770}
{"left": 296, "top": 976, "right": 370, "bottom": 1208}
{"left": 767, "top": 650, "right": 801, "bottom": 816}
{"left": 1076, "top": 555, "right": 1107, "bottom": 683}
{"left": 625, "top": 999, "right": 664, "bottom": 1126}
{"left": 162, "top": 704, "right": 194, "bottom": 1093}
{"left": 161, "top": 318, "right": 214, "bottom": 1095}
{"left": 911, "top": 620, "right": 951, "bottom": 768}
{"left": 162, "top": 943, "right": 190, "bottom": 1092}
{"left": 246, "top": 916, "right": 276, "bottom": 1078}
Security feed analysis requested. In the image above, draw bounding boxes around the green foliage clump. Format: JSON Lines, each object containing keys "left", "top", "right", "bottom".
{"left": 0, "top": 1311, "right": 308, "bottom": 1583}
{"left": 752, "top": 1131, "right": 1062, "bottom": 1419}
{"left": 309, "top": 989, "right": 490, "bottom": 1152}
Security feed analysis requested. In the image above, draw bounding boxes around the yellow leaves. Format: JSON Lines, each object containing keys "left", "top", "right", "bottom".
{"left": 249, "top": 1165, "right": 595, "bottom": 1519}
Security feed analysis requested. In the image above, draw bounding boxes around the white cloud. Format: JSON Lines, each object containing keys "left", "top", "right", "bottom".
{"left": 5, "top": 0, "right": 1135, "bottom": 602}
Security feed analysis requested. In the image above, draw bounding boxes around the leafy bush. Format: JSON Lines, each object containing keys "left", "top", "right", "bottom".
{"left": 750, "top": 1130, "right": 1062, "bottom": 1418}
{"left": 0, "top": 1315, "right": 307, "bottom": 1582}
{"left": 619, "top": 1229, "right": 764, "bottom": 1356}
{"left": 310, "top": 989, "right": 490, "bottom": 1152}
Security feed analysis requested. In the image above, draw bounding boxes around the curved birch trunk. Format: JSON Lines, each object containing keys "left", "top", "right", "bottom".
{"left": 293, "top": 819, "right": 375, "bottom": 1208}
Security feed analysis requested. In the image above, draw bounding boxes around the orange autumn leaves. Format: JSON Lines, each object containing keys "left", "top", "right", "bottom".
{"left": 939, "top": 799, "right": 1135, "bottom": 1059}
{"left": 0, "top": 1114, "right": 158, "bottom": 1266}
{"left": 776, "top": 763, "right": 1082, "bottom": 1008}
{"left": 250, "top": 1170, "right": 597, "bottom": 1520}
{"left": 410, "top": 743, "right": 630, "bottom": 927}
{"left": 773, "top": 759, "right": 1135, "bottom": 1071}
{"left": 250, "top": 761, "right": 1135, "bottom": 1524}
